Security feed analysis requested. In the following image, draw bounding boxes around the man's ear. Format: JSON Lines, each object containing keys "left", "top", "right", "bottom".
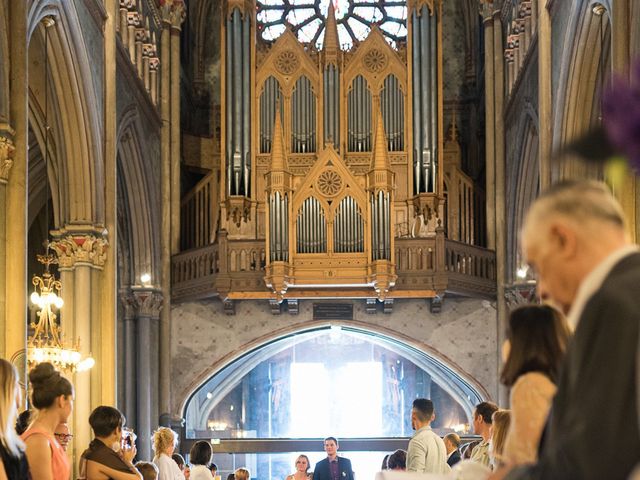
{"left": 430, "top": 413, "right": 435, "bottom": 422}
{"left": 549, "top": 222, "right": 578, "bottom": 259}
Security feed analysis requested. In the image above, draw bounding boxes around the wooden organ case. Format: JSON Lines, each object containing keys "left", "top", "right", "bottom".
{"left": 171, "top": 0, "right": 495, "bottom": 309}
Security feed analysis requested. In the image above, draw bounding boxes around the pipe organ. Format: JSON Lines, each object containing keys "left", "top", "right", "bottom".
{"left": 220, "top": 0, "right": 445, "bottom": 301}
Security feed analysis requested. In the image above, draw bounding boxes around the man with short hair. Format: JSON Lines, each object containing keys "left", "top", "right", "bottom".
{"left": 313, "top": 437, "right": 355, "bottom": 480}
{"left": 443, "top": 433, "right": 461, "bottom": 467}
{"left": 470, "top": 401, "right": 498, "bottom": 467}
{"left": 406, "top": 398, "right": 450, "bottom": 473}
{"left": 491, "top": 180, "right": 640, "bottom": 480}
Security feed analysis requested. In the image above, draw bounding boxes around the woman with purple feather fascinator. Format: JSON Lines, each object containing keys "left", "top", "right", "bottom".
{"left": 561, "top": 59, "right": 640, "bottom": 182}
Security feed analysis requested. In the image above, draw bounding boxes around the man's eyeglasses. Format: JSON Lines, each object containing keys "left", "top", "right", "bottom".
{"left": 54, "top": 433, "right": 73, "bottom": 441}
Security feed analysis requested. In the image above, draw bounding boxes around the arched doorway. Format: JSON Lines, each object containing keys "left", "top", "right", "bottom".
{"left": 183, "top": 326, "right": 485, "bottom": 479}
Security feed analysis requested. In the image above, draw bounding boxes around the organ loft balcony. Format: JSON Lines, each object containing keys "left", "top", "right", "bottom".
{"left": 172, "top": 1, "right": 496, "bottom": 312}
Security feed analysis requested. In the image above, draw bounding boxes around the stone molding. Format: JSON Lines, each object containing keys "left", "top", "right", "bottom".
{"left": 0, "top": 125, "right": 16, "bottom": 184}
{"left": 50, "top": 234, "right": 109, "bottom": 270}
{"left": 130, "top": 289, "right": 164, "bottom": 318}
{"left": 160, "top": 0, "right": 186, "bottom": 29}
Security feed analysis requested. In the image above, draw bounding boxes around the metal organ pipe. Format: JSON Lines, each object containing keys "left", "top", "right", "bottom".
{"left": 226, "top": 18, "right": 233, "bottom": 195}
{"left": 242, "top": 14, "right": 250, "bottom": 196}
{"left": 232, "top": 9, "right": 242, "bottom": 194}
{"left": 430, "top": 11, "right": 438, "bottom": 192}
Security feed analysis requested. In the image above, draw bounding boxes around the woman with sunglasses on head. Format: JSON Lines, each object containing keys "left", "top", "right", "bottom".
{"left": 0, "top": 358, "right": 29, "bottom": 479}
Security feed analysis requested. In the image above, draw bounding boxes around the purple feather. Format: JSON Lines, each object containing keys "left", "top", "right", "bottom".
{"left": 603, "top": 61, "right": 640, "bottom": 172}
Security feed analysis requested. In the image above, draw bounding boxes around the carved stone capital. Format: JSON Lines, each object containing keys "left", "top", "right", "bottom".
{"left": 49, "top": 234, "right": 109, "bottom": 270}
{"left": 131, "top": 289, "right": 164, "bottom": 318}
{"left": 160, "top": 0, "right": 186, "bottom": 29}
{"left": 0, "top": 125, "right": 16, "bottom": 184}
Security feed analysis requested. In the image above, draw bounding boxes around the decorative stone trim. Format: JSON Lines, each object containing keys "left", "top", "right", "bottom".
{"left": 160, "top": 0, "right": 186, "bottom": 29}
{"left": 49, "top": 234, "right": 109, "bottom": 269}
{"left": 0, "top": 125, "right": 16, "bottom": 184}
{"left": 131, "top": 289, "right": 164, "bottom": 318}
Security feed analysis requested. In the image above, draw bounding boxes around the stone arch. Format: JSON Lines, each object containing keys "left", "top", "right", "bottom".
{"left": 116, "top": 106, "right": 160, "bottom": 285}
{"left": 27, "top": 1, "right": 103, "bottom": 225}
{"left": 553, "top": 1, "right": 611, "bottom": 180}
{"left": 178, "top": 320, "right": 491, "bottom": 422}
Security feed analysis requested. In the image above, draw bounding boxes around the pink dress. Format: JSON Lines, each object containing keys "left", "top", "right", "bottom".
{"left": 21, "top": 427, "right": 70, "bottom": 480}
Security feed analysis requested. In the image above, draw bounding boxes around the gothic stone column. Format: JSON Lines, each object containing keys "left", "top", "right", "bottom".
{"left": 131, "top": 289, "right": 163, "bottom": 461}
{"left": 50, "top": 233, "right": 108, "bottom": 475}
{"left": 0, "top": 126, "right": 15, "bottom": 358}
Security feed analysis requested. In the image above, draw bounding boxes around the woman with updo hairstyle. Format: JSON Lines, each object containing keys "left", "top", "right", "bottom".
{"left": 0, "top": 359, "right": 29, "bottom": 479}
{"left": 22, "top": 362, "right": 73, "bottom": 480}
{"left": 152, "top": 427, "right": 184, "bottom": 480}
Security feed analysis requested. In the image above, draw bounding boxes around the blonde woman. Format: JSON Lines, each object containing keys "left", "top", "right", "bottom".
{"left": 152, "top": 427, "right": 184, "bottom": 480}
{"left": 22, "top": 362, "right": 73, "bottom": 480}
{"left": 286, "top": 455, "right": 312, "bottom": 480}
{"left": 0, "top": 359, "right": 29, "bottom": 479}
{"left": 490, "top": 410, "right": 511, "bottom": 470}
{"left": 234, "top": 468, "right": 250, "bottom": 480}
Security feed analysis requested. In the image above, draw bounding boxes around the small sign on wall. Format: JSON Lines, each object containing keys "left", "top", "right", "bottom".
{"left": 313, "top": 303, "right": 354, "bottom": 321}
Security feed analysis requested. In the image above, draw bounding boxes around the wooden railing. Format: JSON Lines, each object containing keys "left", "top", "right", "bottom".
{"left": 180, "top": 173, "right": 216, "bottom": 251}
{"left": 444, "top": 239, "right": 497, "bottom": 298}
{"left": 172, "top": 235, "right": 496, "bottom": 302}
{"left": 172, "top": 232, "right": 267, "bottom": 302}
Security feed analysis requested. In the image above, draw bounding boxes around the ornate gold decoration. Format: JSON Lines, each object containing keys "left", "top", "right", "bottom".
{"left": 363, "top": 48, "right": 388, "bottom": 73}
{"left": 0, "top": 132, "right": 15, "bottom": 184}
{"left": 275, "top": 50, "right": 299, "bottom": 75}
{"left": 49, "top": 235, "right": 109, "bottom": 269}
{"left": 316, "top": 169, "right": 343, "bottom": 196}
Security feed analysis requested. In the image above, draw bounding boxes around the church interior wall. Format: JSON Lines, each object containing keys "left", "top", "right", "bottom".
{"left": 170, "top": 298, "right": 498, "bottom": 417}
{"left": 504, "top": 49, "right": 539, "bottom": 284}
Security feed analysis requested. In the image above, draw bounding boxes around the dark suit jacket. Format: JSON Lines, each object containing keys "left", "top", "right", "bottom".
{"left": 507, "top": 252, "right": 640, "bottom": 480}
{"left": 313, "top": 457, "right": 354, "bottom": 480}
{"left": 447, "top": 450, "right": 461, "bottom": 467}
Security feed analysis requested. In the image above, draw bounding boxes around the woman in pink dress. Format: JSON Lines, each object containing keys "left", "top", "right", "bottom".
{"left": 22, "top": 362, "right": 74, "bottom": 480}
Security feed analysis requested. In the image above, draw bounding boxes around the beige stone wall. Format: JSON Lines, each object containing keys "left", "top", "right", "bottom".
{"left": 170, "top": 297, "right": 498, "bottom": 417}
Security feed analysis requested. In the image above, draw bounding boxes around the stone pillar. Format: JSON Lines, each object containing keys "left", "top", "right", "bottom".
{"left": 159, "top": 0, "right": 185, "bottom": 424}
{"left": 493, "top": 11, "right": 508, "bottom": 406}
{"left": 5, "top": 0, "right": 28, "bottom": 380}
{"left": 482, "top": 5, "right": 496, "bottom": 250}
{"left": 120, "top": 292, "right": 137, "bottom": 428}
{"left": 131, "top": 289, "right": 163, "bottom": 461}
{"left": 0, "top": 126, "right": 15, "bottom": 359}
{"left": 170, "top": 5, "right": 185, "bottom": 255}
{"left": 103, "top": 0, "right": 118, "bottom": 409}
{"left": 538, "top": 0, "right": 552, "bottom": 189}
{"left": 50, "top": 233, "right": 108, "bottom": 475}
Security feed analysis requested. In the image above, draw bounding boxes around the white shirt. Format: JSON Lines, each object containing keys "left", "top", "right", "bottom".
{"left": 566, "top": 245, "right": 640, "bottom": 329}
{"left": 406, "top": 426, "right": 451, "bottom": 474}
{"left": 153, "top": 453, "right": 185, "bottom": 480}
{"left": 190, "top": 464, "right": 214, "bottom": 480}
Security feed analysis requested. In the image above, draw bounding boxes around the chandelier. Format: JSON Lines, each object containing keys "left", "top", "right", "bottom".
{"left": 26, "top": 16, "right": 94, "bottom": 373}
{"left": 28, "top": 249, "right": 94, "bottom": 372}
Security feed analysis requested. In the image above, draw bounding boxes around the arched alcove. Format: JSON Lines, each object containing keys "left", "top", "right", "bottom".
{"left": 184, "top": 326, "right": 484, "bottom": 434}
{"left": 181, "top": 324, "right": 486, "bottom": 478}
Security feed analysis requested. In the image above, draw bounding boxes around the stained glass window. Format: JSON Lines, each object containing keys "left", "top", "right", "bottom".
{"left": 257, "top": 0, "right": 408, "bottom": 50}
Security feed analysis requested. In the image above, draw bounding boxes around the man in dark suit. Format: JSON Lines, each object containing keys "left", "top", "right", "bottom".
{"left": 313, "top": 437, "right": 355, "bottom": 480}
{"left": 443, "top": 433, "right": 461, "bottom": 467}
{"left": 490, "top": 181, "right": 640, "bottom": 480}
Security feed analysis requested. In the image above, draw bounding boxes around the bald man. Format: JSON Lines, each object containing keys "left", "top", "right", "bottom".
{"left": 492, "top": 181, "right": 640, "bottom": 480}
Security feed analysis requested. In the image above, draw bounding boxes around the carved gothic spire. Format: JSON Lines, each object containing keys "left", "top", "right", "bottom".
{"left": 372, "top": 104, "right": 390, "bottom": 172}
{"left": 271, "top": 103, "right": 286, "bottom": 171}
{"left": 324, "top": 2, "right": 340, "bottom": 58}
